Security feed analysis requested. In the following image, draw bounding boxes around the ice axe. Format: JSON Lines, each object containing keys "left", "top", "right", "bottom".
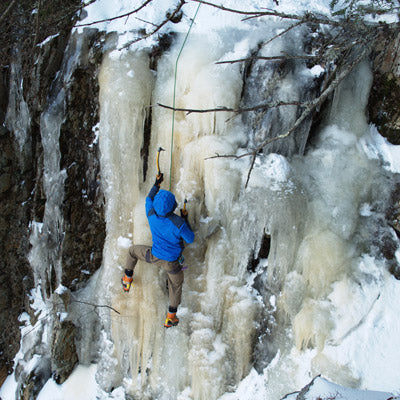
{"left": 156, "top": 147, "right": 165, "bottom": 178}
{"left": 181, "top": 198, "right": 188, "bottom": 218}
{"left": 183, "top": 198, "right": 187, "bottom": 213}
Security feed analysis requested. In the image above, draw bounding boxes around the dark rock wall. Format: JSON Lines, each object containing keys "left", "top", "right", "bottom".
{"left": 369, "top": 31, "right": 400, "bottom": 277}
{"left": 59, "top": 31, "right": 105, "bottom": 291}
{"left": 369, "top": 30, "right": 400, "bottom": 145}
{"left": 0, "top": 67, "right": 34, "bottom": 374}
{"left": 0, "top": 19, "right": 106, "bottom": 384}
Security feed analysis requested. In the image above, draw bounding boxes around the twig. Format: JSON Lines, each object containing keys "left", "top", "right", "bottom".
{"left": 135, "top": 16, "right": 158, "bottom": 27}
{"left": 120, "top": 0, "right": 186, "bottom": 48}
{"left": 259, "top": 20, "right": 305, "bottom": 48}
{"left": 75, "top": 0, "right": 154, "bottom": 27}
{"left": 70, "top": 300, "right": 121, "bottom": 314}
{"left": 157, "top": 100, "right": 306, "bottom": 114}
{"left": 216, "top": 54, "right": 317, "bottom": 65}
{"left": 0, "top": 0, "right": 17, "bottom": 25}
{"left": 245, "top": 152, "right": 258, "bottom": 187}
{"left": 206, "top": 43, "right": 372, "bottom": 187}
{"left": 191, "top": 1, "right": 344, "bottom": 27}
{"left": 191, "top": 0, "right": 266, "bottom": 16}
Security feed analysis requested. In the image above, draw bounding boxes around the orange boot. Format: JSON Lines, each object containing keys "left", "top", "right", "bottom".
{"left": 121, "top": 274, "right": 133, "bottom": 292}
{"left": 164, "top": 312, "right": 179, "bottom": 328}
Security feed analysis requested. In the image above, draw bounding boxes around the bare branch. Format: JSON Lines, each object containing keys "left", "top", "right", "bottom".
{"left": 259, "top": 20, "right": 305, "bottom": 48}
{"left": 191, "top": 0, "right": 344, "bottom": 27}
{"left": 0, "top": 0, "right": 17, "bottom": 25}
{"left": 120, "top": 0, "right": 186, "bottom": 48}
{"left": 245, "top": 152, "right": 258, "bottom": 188}
{"left": 70, "top": 300, "right": 121, "bottom": 314}
{"left": 157, "top": 100, "right": 306, "bottom": 114}
{"left": 205, "top": 153, "right": 250, "bottom": 160}
{"left": 216, "top": 53, "right": 317, "bottom": 65}
{"left": 75, "top": 0, "right": 154, "bottom": 27}
{"left": 191, "top": 0, "right": 266, "bottom": 16}
{"left": 256, "top": 47, "right": 370, "bottom": 151}
{"left": 206, "top": 43, "right": 373, "bottom": 187}
{"left": 135, "top": 16, "right": 158, "bottom": 27}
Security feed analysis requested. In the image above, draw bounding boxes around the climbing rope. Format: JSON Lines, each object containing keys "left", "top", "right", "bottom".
{"left": 169, "top": 2, "right": 202, "bottom": 190}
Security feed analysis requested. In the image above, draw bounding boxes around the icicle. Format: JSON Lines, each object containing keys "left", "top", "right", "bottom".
{"left": 28, "top": 33, "right": 84, "bottom": 296}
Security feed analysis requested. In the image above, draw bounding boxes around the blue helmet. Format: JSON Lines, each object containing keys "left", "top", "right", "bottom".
{"left": 153, "top": 190, "right": 177, "bottom": 217}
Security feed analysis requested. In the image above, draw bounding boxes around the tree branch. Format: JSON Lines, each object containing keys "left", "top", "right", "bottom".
{"left": 0, "top": 0, "right": 17, "bottom": 25}
{"left": 157, "top": 100, "right": 306, "bottom": 114}
{"left": 120, "top": 0, "right": 186, "bottom": 48}
{"left": 70, "top": 300, "right": 121, "bottom": 314}
{"left": 191, "top": 0, "right": 344, "bottom": 27}
{"left": 206, "top": 43, "right": 372, "bottom": 188}
{"left": 75, "top": 0, "right": 154, "bottom": 27}
{"left": 259, "top": 20, "right": 305, "bottom": 48}
{"left": 216, "top": 53, "right": 317, "bottom": 65}
{"left": 191, "top": 0, "right": 266, "bottom": 16}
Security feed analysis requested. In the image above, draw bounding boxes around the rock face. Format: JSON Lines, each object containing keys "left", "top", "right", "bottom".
{"left": 240, "top": 44, "right": 317, "bottom": 158}
{"left": 369, "top": 31, "right": 400, "bottom": 278}
{"left": 51, "top": 319, "right": 78, "bottom": 384}
{"left": 0, "top": 68, "right": 34, "bottom": 374}
{"left": 59, "top": 31, "right": 105, "bottom": 290}
{"left": 369, "top": 30, "right": 400, "bottom": 145}
{"left": 0, "top": 16, "right": 106, "bottom": 391}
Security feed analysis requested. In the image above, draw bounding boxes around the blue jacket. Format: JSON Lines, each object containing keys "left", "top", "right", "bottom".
{"left": 146, "top": 185, "right": 195, "bottom": 261}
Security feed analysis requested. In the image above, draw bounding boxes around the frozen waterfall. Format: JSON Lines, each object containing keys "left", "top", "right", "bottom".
{"left": 95, "top": 36, "right": 258, "bottom": 399}
{"left": 92, "top": 25, "right": 399, "bottom": 400}
{"left": 2, "top": 4, "right": 400, "bottom": 400}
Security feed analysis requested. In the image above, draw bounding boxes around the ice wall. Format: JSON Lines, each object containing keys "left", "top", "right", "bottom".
{"left": 262, "top": 61, "right": 399, "bottom": 398}
{"left": 96, "top": 35, "right": 267, "bottom": 399}
{"left": 95, "top": 21, "right": 399, "bottom": 400}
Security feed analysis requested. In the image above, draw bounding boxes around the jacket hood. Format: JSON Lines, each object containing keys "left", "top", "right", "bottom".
{"left": 153, "top": 190, "right": 177, "bottom": 216}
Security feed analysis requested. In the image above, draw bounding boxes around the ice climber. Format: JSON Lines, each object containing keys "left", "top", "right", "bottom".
{"left": 121, "top": 173, "right": 195, "bottom": 328}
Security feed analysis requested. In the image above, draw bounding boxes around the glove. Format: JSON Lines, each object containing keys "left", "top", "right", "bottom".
{"left": 155, "top": 173, "right": 164, "bottom": 187}
{"left": 180, "top": 208, "right": 188, "bottom": 219}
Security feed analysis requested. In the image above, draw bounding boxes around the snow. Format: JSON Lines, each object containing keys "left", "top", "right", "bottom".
{"left": 117, "top": 235, "right": 131, "bottom": 249}
{"left": 360, "top": 124, "right": 400, "bottom": 173}
{"left": 310, "top": 64, "right": 325, "bottom": 77}
{"left": 283, "top": 376, "right": 396, "bottom": 400}
{"left": 37, "top": 365, "right": 98, "bottom": 400}
{"left": 3, "top": 0, "right": 400, "bottom": 400}
{"left": 219, "top": 368, "right": 268, "bottom": 400}
{"left": 55, "top": 284, "right": 68, "bottom": 295}
{"left": 37, "top": 33, "right": 60, "bottom": 47}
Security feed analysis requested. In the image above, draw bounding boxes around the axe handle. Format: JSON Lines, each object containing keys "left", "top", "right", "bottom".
{"left": 156, "top": 151, "right": 161, "bottom": 177}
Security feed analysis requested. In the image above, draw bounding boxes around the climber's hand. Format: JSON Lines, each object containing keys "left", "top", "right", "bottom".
{"left": 155, "top": 173, "right": 164, "bottom": 187}
{"left": 180, "top": 208, "right": 188, "bottom": 219}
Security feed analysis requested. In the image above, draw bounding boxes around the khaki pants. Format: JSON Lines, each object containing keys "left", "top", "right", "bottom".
{"left": 125, "top": 245, "right": 183, "bottom": 308}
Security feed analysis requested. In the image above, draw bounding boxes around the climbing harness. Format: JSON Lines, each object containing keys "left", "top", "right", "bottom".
{"left": 169, "top": 2, "right": 202, "bottom": 190}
